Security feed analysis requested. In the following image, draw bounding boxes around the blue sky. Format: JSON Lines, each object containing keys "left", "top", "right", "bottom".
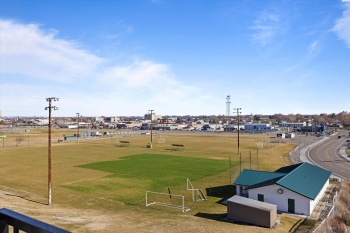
{"left": 0, "top": 0, "right": 349, "bottom": 117}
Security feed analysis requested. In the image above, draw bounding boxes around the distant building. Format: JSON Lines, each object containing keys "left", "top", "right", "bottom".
{"left": 279, "top": 122, "right": 305, "bottom": 129}
{"left": 244, "top": 123, "right": 273, "bottom": 131}
{"left": 95, "top": 116, "right": 105, "bottom": 123}
{"left": 144, "top": 113, "right": 162, "bottom": 121}
{"left": 299, "top": 125, "right": 326, "bottom": 133}
{"left": 224, "top": 124, "right": 244, "bottom": 131}
{"left": 104, "top": 116, "right": 120, "bottom": 122}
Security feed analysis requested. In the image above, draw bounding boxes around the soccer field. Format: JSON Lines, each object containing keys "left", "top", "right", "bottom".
{"left": 0, "top": 129, "right": 307, "bottom": 232}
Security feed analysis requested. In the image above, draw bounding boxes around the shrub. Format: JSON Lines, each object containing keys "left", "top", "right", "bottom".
{"left": 328, "top": 216, "right": 347, "bottom": 233}
{"left": 340, "top": 212, "right": 350, "bottom": 226}
{"left": 327, "top": 179, "right": 350, "bottom": 231}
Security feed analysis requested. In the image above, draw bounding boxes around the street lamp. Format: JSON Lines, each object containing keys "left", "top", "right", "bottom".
{"left": 234, "top": 108, "right": 242, "bottom": 154}
{"left": 45, "top": 97, "right": 59, "bottom": 206}
{"left": 148, "top": 110, "right": 154, "bottom": 148}
{"left": 234, "top": 108, "right": 242, "bottom": 172}
{"left": 76, "top": 113, "right": 80, "bottom": 143}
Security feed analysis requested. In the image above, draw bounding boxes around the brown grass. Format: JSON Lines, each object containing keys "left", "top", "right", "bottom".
{"left": 0, "top": 128, "right": 308, "bottom": 232}
{"left": 317, "top": 179, "right": 350, "bottom": 232}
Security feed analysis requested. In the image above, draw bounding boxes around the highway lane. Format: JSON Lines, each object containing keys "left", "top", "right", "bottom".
{"left": 307, "top": 134, "right": 350, "bottom": 179}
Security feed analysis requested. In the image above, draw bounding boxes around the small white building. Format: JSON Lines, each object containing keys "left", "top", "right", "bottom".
{"left": 285, "top": 133, "right": 295, "bottom": 138}
{"left": 234, "top": 163, "right": 331, "bottom": 216}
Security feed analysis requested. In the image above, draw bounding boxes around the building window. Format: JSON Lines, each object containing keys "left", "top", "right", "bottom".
{"left": 258, "top": 194, "right": 264, "bottom": 202}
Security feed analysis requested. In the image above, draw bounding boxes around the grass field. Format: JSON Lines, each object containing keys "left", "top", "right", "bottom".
{"left": 68, "top": 153, "right": 234, "bottom": 203}
{"left": 0, "top": 128, "right": 315, "bottom": 232}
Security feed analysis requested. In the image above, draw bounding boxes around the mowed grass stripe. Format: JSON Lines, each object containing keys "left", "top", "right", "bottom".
{"left": 78, "top": 153, "right": 230, "bottom": 185}
{"left": 65, "top": 154, "right": 233, "bottom": 203}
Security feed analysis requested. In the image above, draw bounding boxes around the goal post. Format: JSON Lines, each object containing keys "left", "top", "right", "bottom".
{"left": 157, "top": 136, "right": 166, "bottom": 144}
{"left": 186, "top": 178, "right": 208, "bottom": 201}
{"left": 145, "top": 191, "right": 190, "bottom": 212}
{"left": 256, "top": 142, "right": 264, "bottom": 149}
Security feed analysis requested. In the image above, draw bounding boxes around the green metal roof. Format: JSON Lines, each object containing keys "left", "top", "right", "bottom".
{"left": 233, "top": 162, "right": 332, "bottom": 200}
{"left": 276, "top": 163, "right": 332, "bottom": 200}
{"left": 233, "top": 170, "right": 286, "bottom": 186}
{"left": 274, "top": 163, "right": 302, "bottom": 173}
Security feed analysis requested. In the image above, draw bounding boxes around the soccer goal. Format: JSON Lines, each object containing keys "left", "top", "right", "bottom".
{"left": 145, "top": 191, "right": 190, "bottom": 212}
{"left": 187, "top": 178, "right": 208, "bottom": 202}
{"left": 256, "top": 142, "right": 264, "bottom": 149}
{"left": 157, "top": 136, "right": 166, "bottom": 144}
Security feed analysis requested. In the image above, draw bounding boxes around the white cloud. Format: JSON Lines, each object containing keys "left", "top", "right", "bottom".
{"left": 251, "top": 10, "right": 282, "bottom": 45}
{"left": 102, "top": 20, "right": 134, "bottom": 40}
{"left": 332, "top": 4, "right": 350, "bottom": 48}
{"left": 308, "top": 40, "right": 321, "bottom": 57}
{"left": 0, "top": 19, "right": 203, "bottom": 116}
{"left": 98, "top": 59, "right": 201, "bottom": 109}
{"left": 101, "top": 60, "right": 172, "bottom": 88}
{"left": 0, "top": 19, "right": 104, "bottom": 82}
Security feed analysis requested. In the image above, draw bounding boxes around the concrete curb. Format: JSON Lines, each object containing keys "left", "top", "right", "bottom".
{"left": 339, "top": 146, "right": 350, "bottom": 162}
{"left": 299, "top": 137, "right": 330, "bottom": 164}
{"left": 299, "top": 135, "right": 349, "bottom": 180}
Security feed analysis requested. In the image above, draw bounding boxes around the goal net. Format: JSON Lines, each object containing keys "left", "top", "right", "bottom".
{"left": 157, "top": 136, "right": 166, "bottom": 144}
{"left": 187, "top": 178, "right": 208, "bottom": 201}
{"left": 145, "top": 191, "right": 190, "bottom": 212}
{"left": 256, "top": 142, "right": 264, "bottom": 149}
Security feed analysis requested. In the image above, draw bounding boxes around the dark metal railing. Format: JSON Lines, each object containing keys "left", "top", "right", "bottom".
{"left": 0, "top": 208, "right": 70, "bottom": 233}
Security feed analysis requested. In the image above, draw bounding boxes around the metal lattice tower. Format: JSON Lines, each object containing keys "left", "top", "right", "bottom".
{"left": 226, "top": 95, "right": 231, "bottom": 116}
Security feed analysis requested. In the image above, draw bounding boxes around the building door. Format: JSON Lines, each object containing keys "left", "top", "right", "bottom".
{"left": 288, "top": 198, "right": 295, "bottom": 213}
{"left": 258, "top": 194, "right": 264, "bottom": 202}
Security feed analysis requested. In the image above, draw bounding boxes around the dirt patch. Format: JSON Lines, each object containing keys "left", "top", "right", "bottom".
{"left": 0, "top": 189, "right": 118, "bottom": 232}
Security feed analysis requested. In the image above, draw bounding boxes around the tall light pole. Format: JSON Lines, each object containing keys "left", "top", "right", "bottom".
{"left": 76, "top": 113, "right": 80, "bottom": 143}
{"left": 234, "top": 108, "right": 242, "bottom": 172}
{"left": 234, "top": 108, "right": 242, "bottom": 155}
{"left": 149, "top": 110, "right": 154, "bottom": 148}
{"left": 45, "top": 97, "right": 59, "bottom": 206}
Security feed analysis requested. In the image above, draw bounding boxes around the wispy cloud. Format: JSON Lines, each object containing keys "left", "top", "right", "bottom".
{"left": 101, "top": 20, "right": 133, "bottom": 41}
{"left": 308, "top": 40, "right": 321, "bottom": 58}
{"left": 0, "top": 20, "right": 104, "bottom": 83}
{"left": 251, "top": 10, "right": 284, "bottom": 45}
{"left": 0, "top": 19, "right": 201, "bottom": 116}
{"left": 332, "top": 4, "right": 350, "bottom": 49}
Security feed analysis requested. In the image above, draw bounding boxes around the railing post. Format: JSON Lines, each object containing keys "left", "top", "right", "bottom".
{"left": 0, "top": 221, "right": 9, "bottom": 233}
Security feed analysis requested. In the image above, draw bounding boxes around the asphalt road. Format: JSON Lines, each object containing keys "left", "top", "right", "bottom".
{"left": 307, "top": 133, "right": 350, "bottom": 179}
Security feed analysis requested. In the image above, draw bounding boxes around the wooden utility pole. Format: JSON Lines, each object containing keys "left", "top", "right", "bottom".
{"left": 149, "top": 110, "right": 154, "bottom": 148}
{"left": 76, "top": 113, "right": 80, "bottom": 143}
{"left": 45, "top": 97, "right": 59, "bottom": 206}
{"left": 233, "top": 108, "right": 242, "bottom": 155}
{"left": 234, "top": 108, "right": 242, "bottom": 172}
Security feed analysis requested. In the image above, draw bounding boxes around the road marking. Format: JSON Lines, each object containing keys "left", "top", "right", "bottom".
{"left": 308, "top": 137, "right": 349, "bottom": 179}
